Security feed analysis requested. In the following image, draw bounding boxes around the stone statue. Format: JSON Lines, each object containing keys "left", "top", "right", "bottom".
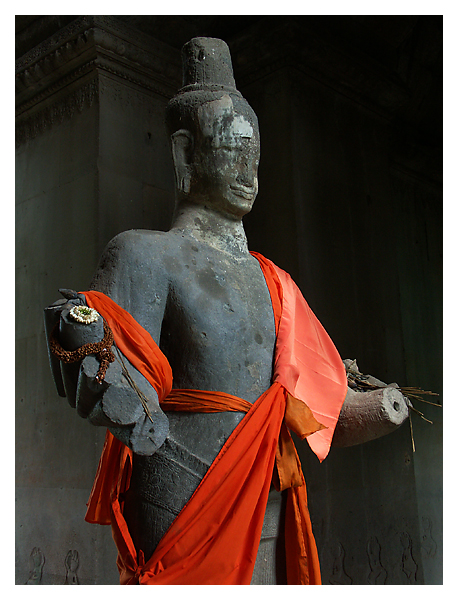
{"left": 44, "top": 37, "right": 409, "bottom": 585}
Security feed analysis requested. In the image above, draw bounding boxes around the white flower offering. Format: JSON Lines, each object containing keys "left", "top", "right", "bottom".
{"left": 69, "top": 305, "right": 100, "bottom": 325}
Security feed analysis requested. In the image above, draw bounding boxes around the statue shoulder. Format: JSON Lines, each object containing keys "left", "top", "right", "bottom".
{"left": 105, "top": 229, "right": 170, "bottom": 256}
{"left": 99, "top": 229, "right": 175, "bottom": 267}
{"left": 91, "top": 229, "right": 172, "bottom": 295}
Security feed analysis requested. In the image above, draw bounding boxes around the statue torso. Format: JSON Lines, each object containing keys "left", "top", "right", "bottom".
{"left": 90, "top": 229, "right": 285, "bottom": 581}
{"left": 93, "top": 228, "right": 277, "bottom": 401}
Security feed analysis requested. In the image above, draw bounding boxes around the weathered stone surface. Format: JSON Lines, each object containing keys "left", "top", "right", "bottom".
{"left": 333, "top": 386, "right": 409, "bottom": 448}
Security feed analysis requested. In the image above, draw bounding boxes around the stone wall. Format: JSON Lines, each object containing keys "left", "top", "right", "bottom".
{"left": 15, "top": 16, "right": 179, "bottom": 584}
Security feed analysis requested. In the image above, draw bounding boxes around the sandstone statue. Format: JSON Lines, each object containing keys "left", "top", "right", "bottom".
{"left": 44, "top": 37, "right": 409, "bottom": 585}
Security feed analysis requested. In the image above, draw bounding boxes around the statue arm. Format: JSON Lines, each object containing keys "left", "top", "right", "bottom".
{"left": 331, "top": 360, "right": 410, "bottom": 448}
{"left": 44, "top": 231, "right": 170, "bottom": 455}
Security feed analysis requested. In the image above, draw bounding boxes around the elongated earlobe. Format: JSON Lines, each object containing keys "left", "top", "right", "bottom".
{"left": 171, "top": 130, "right": 193, "bottom": 194}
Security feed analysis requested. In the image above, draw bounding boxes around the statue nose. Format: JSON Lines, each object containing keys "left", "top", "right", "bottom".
{"left": 236, "top": 171, "right": 253, "bottom": 187}
{"left": 236, "top": 158, "right": 257, "bottom": 187}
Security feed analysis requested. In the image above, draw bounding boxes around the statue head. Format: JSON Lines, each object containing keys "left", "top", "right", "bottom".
{"left": 166, "top": 38, "right": 260, "bottom": 219}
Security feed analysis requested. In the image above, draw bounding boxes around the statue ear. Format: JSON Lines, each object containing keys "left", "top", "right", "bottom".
{"left": 171, "top": 129, "right": 194, "bottom": 194}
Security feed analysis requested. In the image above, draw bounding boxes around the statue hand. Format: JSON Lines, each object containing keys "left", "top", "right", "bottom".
{"left": 334, "top": 360, "right": 410, "bottom": 448}
{"left": 44, "top": 292, "right": 105, "bottom": 407}
{"left": 58, "top": 289, "right": 85, "bottom": 303}
{"left": 78, "top": 354, "right": 169, "bottom": 454}
{"left": 45, "top": 290, "right": 87, "bottom": 332}
{"left": 44, "top": 290, "right": 90, "bottom": 397}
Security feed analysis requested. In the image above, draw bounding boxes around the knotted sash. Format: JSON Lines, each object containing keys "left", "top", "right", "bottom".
{"left": 83, "top": 252, "right": 347, "bottom": 584}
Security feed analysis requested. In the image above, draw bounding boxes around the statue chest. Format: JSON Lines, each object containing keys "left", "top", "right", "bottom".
{"left": 159, "top": 250, "right": 277, "bottom": 402}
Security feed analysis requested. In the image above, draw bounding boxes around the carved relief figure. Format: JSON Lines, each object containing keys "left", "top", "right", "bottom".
{"left": 400, "top": 531, "right": 418, "bottom": 583}
{"left": 45, "top": 37, "right": 409, "bottom": 585}
{"left": 367, "top": 536, "right": 387, "bottom": 584}
{"left": 64, "top": 550, "right": 80, "bottom": 585}
{"left": 421, "top": 517, "right": 437, "bottom": 558}
{"left": 25, "top": 547, "right": 45, "bottom": 585}
{"left": 328, "top": 542, "right": 353, "bottom": 585}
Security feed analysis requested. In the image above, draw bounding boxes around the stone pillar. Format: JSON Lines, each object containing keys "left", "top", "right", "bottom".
{"left": 16, "top": 16, "right": 180, "bottom": 584}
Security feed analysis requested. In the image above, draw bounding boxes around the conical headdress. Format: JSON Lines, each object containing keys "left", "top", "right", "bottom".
{"left": 166, "top": 37, "right": 255, "bottom": 137}
{"left": 179, "top": 37, "right": 240, "bottom": 95}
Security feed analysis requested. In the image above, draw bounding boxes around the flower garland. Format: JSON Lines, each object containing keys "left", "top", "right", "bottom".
{"left": 49, "top": 318, "right": 115, "bottom": 383}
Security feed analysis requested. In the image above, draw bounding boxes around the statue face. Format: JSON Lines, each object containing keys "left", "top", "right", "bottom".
{"left": 190, "top": 95, "right": 260, "bottom": 218}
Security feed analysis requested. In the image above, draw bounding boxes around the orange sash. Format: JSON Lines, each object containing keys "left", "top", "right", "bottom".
{"left": 82, "top": 252, "right": 347, "bottom": 584}
{"left": 252, "top": 253, "right": 348, "bottom": 461}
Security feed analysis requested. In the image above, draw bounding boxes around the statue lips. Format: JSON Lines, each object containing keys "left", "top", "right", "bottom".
{"left": 230, "top": 185, "right": 256, "bottom": 200}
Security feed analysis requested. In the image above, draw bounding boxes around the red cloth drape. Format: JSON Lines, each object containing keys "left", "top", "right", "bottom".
{"left": 252, "top": 253, "right": 347, "bottom": 461}
{"left": 82, "top": 252, "right": 347, "bottom": 584}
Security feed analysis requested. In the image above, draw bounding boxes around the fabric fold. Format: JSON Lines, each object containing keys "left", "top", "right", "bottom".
{"left": 80, "top": 251, "right": 347, "bottom": 584}
{"left": 252, "top": 253, "right": 347, "bottom": 461}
